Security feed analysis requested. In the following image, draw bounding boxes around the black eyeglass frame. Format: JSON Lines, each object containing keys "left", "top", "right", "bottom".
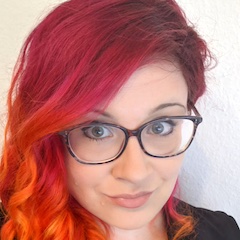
{"left": 59, "top": 105, "right": 202, "bottom": 165}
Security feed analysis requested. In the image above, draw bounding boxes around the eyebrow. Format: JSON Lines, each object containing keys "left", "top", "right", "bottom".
{"left": 92, "top": 103, "right": 186, "bottom": 120}
{"left": 149, "top": 102, "right": 186, "bottom": 114}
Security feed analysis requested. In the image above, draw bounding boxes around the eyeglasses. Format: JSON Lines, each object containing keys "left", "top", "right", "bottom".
{"left": 59, "top": 105, "right": 202, "bottom": 165}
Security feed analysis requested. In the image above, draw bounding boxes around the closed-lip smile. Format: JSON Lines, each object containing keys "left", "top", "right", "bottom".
{"left": 107, "top": 191, "right": 153, "bottom": 208}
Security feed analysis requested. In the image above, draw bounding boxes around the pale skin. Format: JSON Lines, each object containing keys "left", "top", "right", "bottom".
{"left": 65, "top": 61, "right": 189, "bottom": 240}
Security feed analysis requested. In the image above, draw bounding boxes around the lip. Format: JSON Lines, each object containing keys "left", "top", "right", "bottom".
{"left": 107, "top": 191, "right": 153, "bottom": 209}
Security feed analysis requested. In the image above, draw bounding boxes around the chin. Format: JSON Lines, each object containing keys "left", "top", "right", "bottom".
{"left": 108, "top": 208, "right": 164, "bottom": 231}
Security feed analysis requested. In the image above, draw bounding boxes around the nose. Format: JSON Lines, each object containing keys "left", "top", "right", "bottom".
{"left": 111, "top": 136, "right": 152, "bottom": 183}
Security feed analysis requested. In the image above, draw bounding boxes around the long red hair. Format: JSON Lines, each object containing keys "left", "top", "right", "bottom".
{"left": 0, "top": 0, "right": 212, "bottom": 239}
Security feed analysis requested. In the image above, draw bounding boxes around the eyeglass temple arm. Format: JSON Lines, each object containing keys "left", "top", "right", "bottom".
{"left": 188, "top": 101, "right": 201, "bottom": 117}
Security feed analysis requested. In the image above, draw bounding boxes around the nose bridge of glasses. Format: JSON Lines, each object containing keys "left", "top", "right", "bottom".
{"left": 121, "top": 127, "right": 145, "bottom": 157}
{"left": 124, "top": 128, "right": 144, "bottom": 150}
{"left": 126, "top": 129, "right": 138, "bottom": 137}
{"left": 124, "top": 128, "right": 143, "bottom": 143}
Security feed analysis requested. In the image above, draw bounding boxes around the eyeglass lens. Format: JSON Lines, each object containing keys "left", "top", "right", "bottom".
{"left": 67, "top": 118, "right": 195, "bottom": 163}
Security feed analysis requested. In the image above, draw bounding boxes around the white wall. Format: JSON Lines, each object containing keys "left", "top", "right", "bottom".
{"left": 1, "top": 0, "right": 240, "bottom": 225}
{"left": 176, "top": 0, "right": 240, "bottom": 226}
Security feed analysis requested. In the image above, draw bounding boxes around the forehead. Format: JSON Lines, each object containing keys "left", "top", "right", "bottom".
{"left": 95, "top": 62, "right": 188, "bottom": 127}
{"left": 120, "top": 61, "right": 185, "bottom": 92}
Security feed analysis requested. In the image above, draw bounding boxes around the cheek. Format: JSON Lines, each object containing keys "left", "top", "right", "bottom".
{"left": 65, "top": 153, "right": 110, "bottom": 196}
{"left": 65, "top": 159, "right": 99, "bottom": 208}
{"left": 66, "top": 159, "right": 94, "bottom": 190}
{"left": 156, "top": 154, "right": 184, "bottom": 181}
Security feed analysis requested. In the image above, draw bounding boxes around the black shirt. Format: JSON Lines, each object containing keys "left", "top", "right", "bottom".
{"left": 189, "top": 205, "right": 240, "bottom": 239}
{"left": 1, "top": 202, "right": 240, "bottom": 239}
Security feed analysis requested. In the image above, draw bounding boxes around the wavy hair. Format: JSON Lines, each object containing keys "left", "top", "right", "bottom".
{"left": 0, "top": 0, "right": 212, "bottom": 239}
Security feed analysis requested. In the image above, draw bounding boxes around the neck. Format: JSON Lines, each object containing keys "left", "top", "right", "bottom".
{"left": 111, "top": 212, "right": 168, "bottom": 240}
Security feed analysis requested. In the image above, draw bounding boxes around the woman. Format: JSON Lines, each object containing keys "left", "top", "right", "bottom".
{"left": 0, "top": 0, "right": 239, "bottom": 239}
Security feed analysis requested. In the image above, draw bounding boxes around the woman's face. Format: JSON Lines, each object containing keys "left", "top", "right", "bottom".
{"left": 65, "top": 62, "right": 188, "bottom": 231}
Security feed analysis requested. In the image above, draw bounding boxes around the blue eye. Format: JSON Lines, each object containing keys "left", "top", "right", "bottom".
{"left": 147, "top": 120, "right": 175, "bottom": 136}
{"left": 82, "top": 125, "right": 113, "bottom": 140}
